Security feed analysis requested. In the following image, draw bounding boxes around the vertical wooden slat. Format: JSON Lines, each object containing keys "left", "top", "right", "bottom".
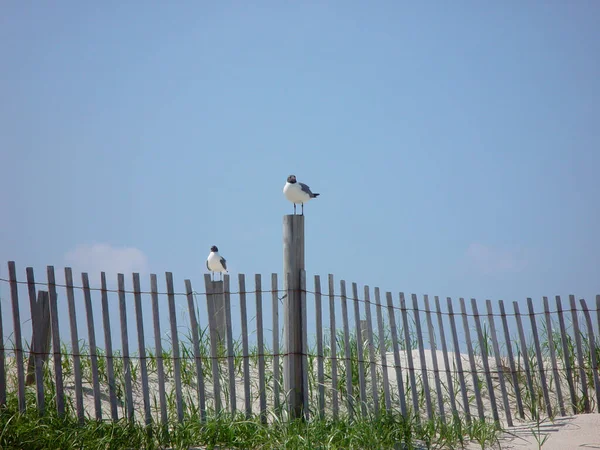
{"left": 82, "top": 273, "right": 102, "bottom": 420}
{"left": 64, "top": 267, "right": 84, "bottom": 422}
{"left": 386, "top": 292, "right": 408, "bottom": 417}
{"left": 314, "top": 275, "right": 325, "bottom": 418}
{"left": 340, "top": 280, "right": 354, "bottom": 417}
{"left": 400, "top": 293, "right": 419, "bottom": 418}
{"left": 580, "top": 299, "right": 600, "bottom": 411}
{"left": 238, "top": 274, "right": 251, "bottom": 418}
{"left": 471, "top": 299, "right": 499, "bottom": 423}
{"left": 204, "top": 274, "right": 222, "bottom": 413}
{"left": 25, "top": 268, "right": 44, "bottom": 413}
{"left": 527, "top": 298, "right": 552, "bottom": 417}
{"left": 364, "top": 286, "right": 379, "bottom": 416}
{"left": 164, "top": 273, "right": 183, "bottom": 422}
{"left": 47, "top": 266, "right": 65, "bottom": 416}
{"left": 375, "top": 287, "right": 391, "bottom": 413}
{"left": 447, "top": 297, "right": 471, "bottom": 422}
{"left": 150, "top": 274, "right": 168, "bottom": 425}
{"left": 328, "top": 274, "right": 339, "bottom": 418}
{"left": 133, "top": 273, "right": 152, "bottom": 425}
{"left": 424, "top": 295, "right": 445, "bottom": 422}
{"left": 569, "top": 295, "right": 590, "bottom": 413}
{"left": 499, "top": 300, "right": 524, "bottom": 419}
{"left": 100, "top": 272, "right": 118, "bottom": 421}
{"left": 299, "top": 270, "right": 309, "bottom": 420}
{"left": 352, "top": 282, "right": 368, "bottom": 418}
{"left": 7, "top": 261, "right": 26, "bottom": 412}
{"left": 556, "top": 295, "right": 577, "bottom": 414}
{"left": 412, "top": 294, "right": 433, "bottom": 420}
{"left": 543, "top": 296, "right": 565, "bottom": 416}
{"left": 514, "top": 301, "right": 536, "bottom": 418}
{"left": 459, "top": 298, "right": 485, "bottom": 421}
{"left": 224, "top": 275, "right": 237, "bottom": 415}
{"left": 117, "top": 274, "right": 135, "bottom": 421}
{"left": 184, "top": 279, "right": 207, "bottom": 421}
{"left": 435, "top": 296, "right": 457, "bottom": 418}
{"left": 485, "top": 300, "right": 513, "bottom": 427}
{"left": 0, "top": 296, "right": 5, "bottom": 407}
{"left": 271, "top": 273, "right": 281, "bottom": 413}
{"left": 255, "top": 274, "right": 267, "bottom": 423}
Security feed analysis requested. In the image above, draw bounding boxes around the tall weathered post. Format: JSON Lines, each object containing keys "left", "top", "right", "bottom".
{"left": 208, "top": 281, "right": 227, "bottom": 346}
{"left": 283, "top": 214, "right": 305, "bottom": 419}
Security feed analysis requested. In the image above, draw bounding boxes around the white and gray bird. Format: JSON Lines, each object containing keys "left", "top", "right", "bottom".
{"left": 283, "top": 174, "right": 320, "bottom": 215}
{"left": 206, "top": 245, "right": 227, "bottom": 280}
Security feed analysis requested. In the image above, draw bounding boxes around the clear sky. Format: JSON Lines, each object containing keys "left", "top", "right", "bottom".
{"left": 1, "top": 1, "right": 599, "bottom": 334}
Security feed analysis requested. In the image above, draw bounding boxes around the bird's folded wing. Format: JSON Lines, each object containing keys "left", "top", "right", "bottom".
{"left": 299, "top": 182, "right": 313, "bottom": 195}
{"left": 220, "top": 257, "right": 227, "bottom": 270}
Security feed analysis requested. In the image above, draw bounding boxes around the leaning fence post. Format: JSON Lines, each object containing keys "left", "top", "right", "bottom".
{"left": 283, "top": 214, "right": 305, "bottom": 419}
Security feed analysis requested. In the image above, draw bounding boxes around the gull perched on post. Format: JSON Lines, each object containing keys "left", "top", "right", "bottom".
{"left": 283, "top": 174, "right": 320, "bottom": 215}
{"left": 206, "top": 245, "right": 227, "bottom": 281}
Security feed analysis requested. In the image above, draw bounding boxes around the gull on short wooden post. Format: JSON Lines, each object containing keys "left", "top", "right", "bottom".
{"left": 206, "top": 246, "right": 228, "bottom": 344}
{"left": 283, "top": 214, "right": 306, "bottom": 419}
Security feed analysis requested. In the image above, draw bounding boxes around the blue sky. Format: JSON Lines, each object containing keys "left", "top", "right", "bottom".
{"left": 1, "top": 2, "right": 599, "bottom": 344}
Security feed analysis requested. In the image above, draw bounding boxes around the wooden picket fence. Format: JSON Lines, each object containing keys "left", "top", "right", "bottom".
{"left": 1, "top": 260, "right": 600, "bottom": 427}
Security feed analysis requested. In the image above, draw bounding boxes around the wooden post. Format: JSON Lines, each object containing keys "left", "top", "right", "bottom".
{"left": 26, "top": 291, "right": 51, "bottom": 388}
{"left": 283, "top": 214, "right": 305, "bottom": 419}
{"left": 208, "top": 281, "right": 227, "bottom": 345}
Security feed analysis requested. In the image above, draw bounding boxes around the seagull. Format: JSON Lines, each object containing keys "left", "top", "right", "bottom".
{"left": 206, "top": 245, "right": 227, "bottom": 281}
{"left": 283, "top": 174, "right": 320, "bottom": 215}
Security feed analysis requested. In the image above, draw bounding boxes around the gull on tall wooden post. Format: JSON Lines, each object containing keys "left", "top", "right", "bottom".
{"left": 206, "top": 246, "right": 228, "bottom": 344}
{"left": 283, "top": 175, "right": 320, "bottom": 216}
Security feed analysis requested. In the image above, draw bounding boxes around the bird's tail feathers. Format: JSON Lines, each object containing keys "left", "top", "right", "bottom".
{"left": 311, "top": 193, "right": 320, "bottom": 198}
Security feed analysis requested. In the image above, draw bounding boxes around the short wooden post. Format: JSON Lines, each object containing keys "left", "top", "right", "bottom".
{"left": 283, "top": 214, "right": 305, "bottom": 419}
{"left": 208, "top": 280, "right": 227, "bottom": 346}
{"left": 26, "top": 291, "right": 51, "bottom": 388}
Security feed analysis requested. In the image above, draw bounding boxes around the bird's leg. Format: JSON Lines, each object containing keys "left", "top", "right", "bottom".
{"left": 293, "top": 203, "right": 296, "bottom": 215}
{"left": 301, "top": 203, "right": 304, "bottom": 215}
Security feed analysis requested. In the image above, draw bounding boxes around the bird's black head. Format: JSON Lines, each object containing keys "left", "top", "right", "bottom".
{"left": 210, "top": 245, "right": 218, "bottom": 252}
{"left": 287, "top": 175, "right": 297, "bottom": 184}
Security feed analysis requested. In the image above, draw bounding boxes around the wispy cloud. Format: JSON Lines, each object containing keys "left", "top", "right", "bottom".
{"left": 464, "top": 243, "right": 529, "bottom": 275}
{"left": 64, "top": 243, "right": 148, "bottom": 282}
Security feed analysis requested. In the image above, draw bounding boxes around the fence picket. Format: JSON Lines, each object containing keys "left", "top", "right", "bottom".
{"left": 271, "top": 274, "right": 281, "bottom": 413}
{"left": 424, "top": 295, "right": 444, "bottom": 422}
{"left": 386, "top": 292, "right": 408, "bottom": 417}
{"left": 184, "top": 279, "right": 207, "bottom": 421}
{"left": 556, "top": 295, "right": 577, "bottom": 414}
{"left": 47, "top": 266, "right": 65, "bottom": 416}
{"left": 340, "top": 280, "right": 354, "bottom": 417}
{"left": 543, "top": 296, "right": 565, "bottom": 416}
{"left": 314, "top": 275, "right": 325, "bottom": 418}
{"left": 82, "top": 273, "right": 102, "bottom": 420}
{"left": 0, "top": 296, "right": 5, "bottom": 407}
{"left": 352, "top": 282, "right": 368, "bottom": 418}
{"left": 485, "top": 300, "right": 513, "bottom": 427}
{"left": 64, "top": 267, "right": 84, "bottom": 422}
{"left": 300, "top": 271, "right": 309, "bottom": 420}
{"left": 471, "top": 299, "right": 499, "bottom": 424}
{"left": 224, "top": 275, "right": 237, "bottom": 415}
{"left": 25, "top": 268, "right": 44, "bottom": 413}
{"left": 499, "top": 300, "right": 524, "bottom": 419}
{"left": 375, "top": 287, "right": 392, "bottom": 413}
{"left": 514, "top": 302, "right": 536, "bottom": 419}
{"left": 412, "top": 294, "right": 433, "bottom": 420}
{"left": 435, "top": 296, "right": 457, "bottom": 418}
{"left": 238, "top": 274, "right": 251, "bottom": 417}
{"left": 255, "top": 274, "right": 267, "bottom": 423}
{"left": 8, "top": 262, "right": 26, "bottom": 413}
{"left": 447, "top": 297, "right": 471, "bottom": 423}
{"left": 364, "top": 286, "right": 379, "bottom": 416}
{"left": 328, "top": 275, "right": 339, "bottom": 418}
{"left": 527, "top": 298, "right": 552, "bottom": 418}
{"left": 579, "top": 299, "right": 600, "bottom": 409}
{"left": 460, "top": 298, "right": 485, "bottom": 421}
{"left": 400, "top": 293, "right": 419, "bottom": 418}
{"left": 100, "top": 272, "right": 118, "bottom": 421}
{"left": 569, "top": 295, "right": 590, "bottom": 413}
{"left": 150, "top": 274, "right": 168, "bottom": 425}
{"left": 133, "top": 273, "right": 152, "bottom": 425}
